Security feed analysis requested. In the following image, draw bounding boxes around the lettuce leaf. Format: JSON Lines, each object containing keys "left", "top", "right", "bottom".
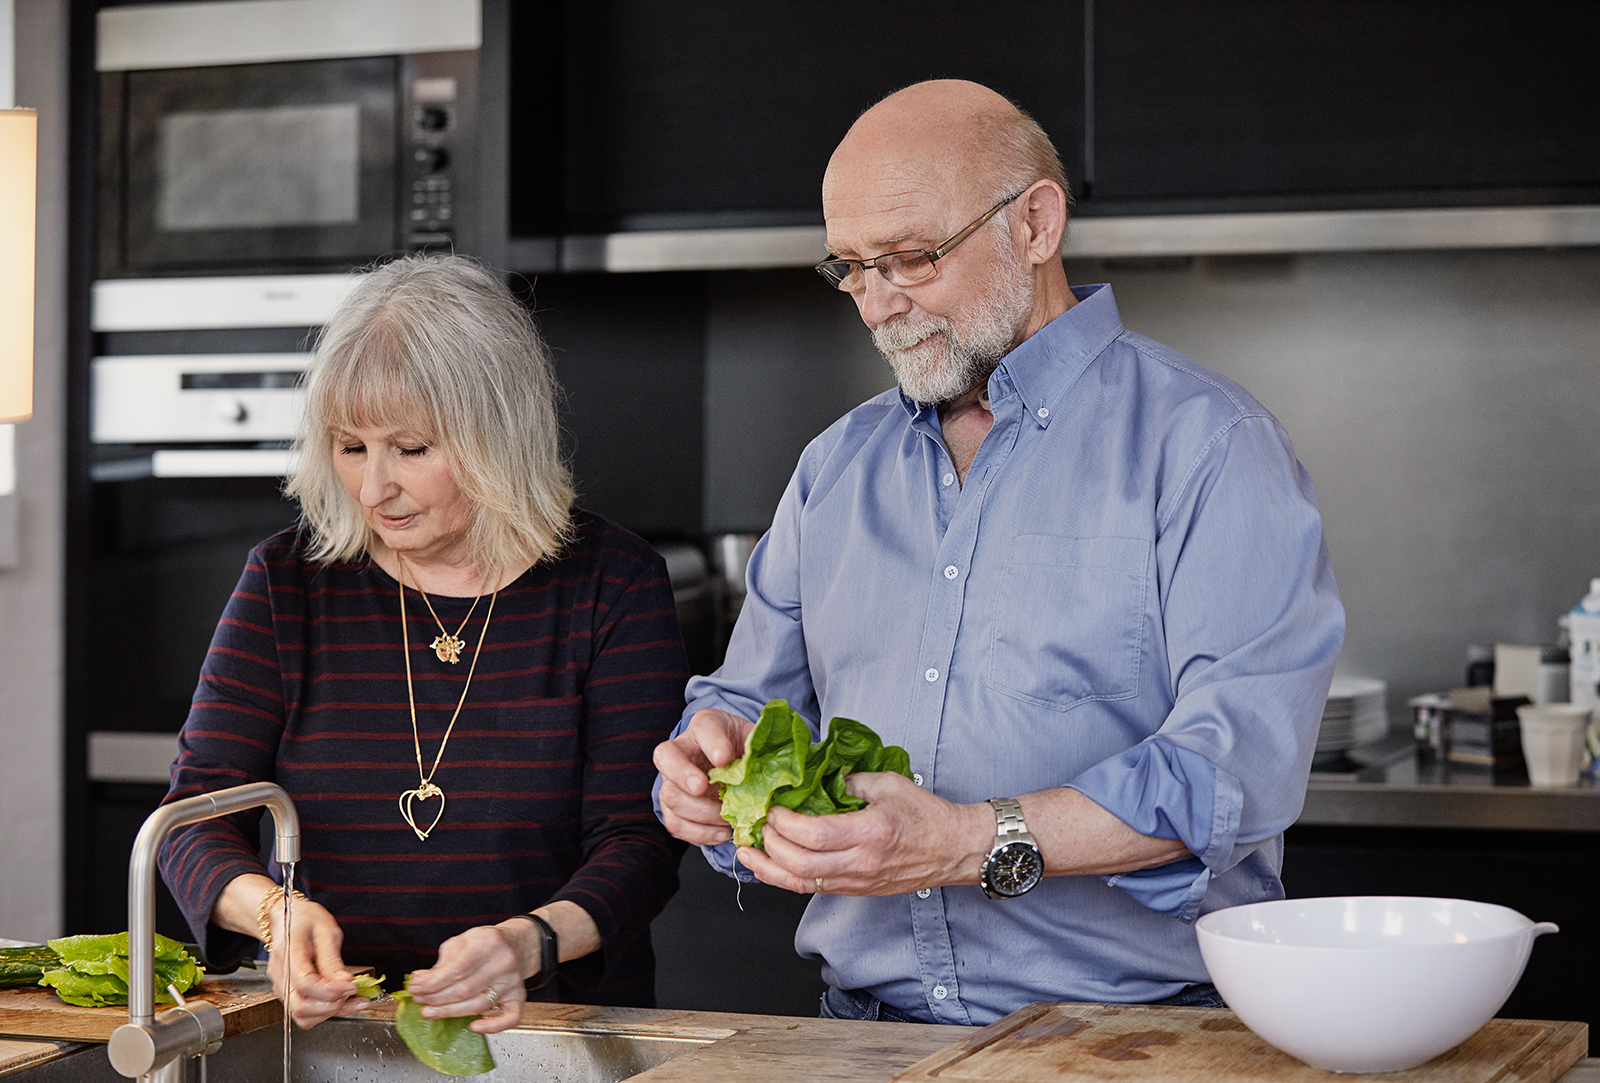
{"left": 392, "top": 977, "right": 495, "bottom": 1076}
{"left": 39, "top": 933, "right": 202, "bottom": 1007}
{"left": 707, "top": 700, "right": 811, "bottom": 847}
{"left": 711, "top": 700, "right": 913, "bottom": 849}
{"left": 37, "top": 968, "right": 129, "bottom": 1007}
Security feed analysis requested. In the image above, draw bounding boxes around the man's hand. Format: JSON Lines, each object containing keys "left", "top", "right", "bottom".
{"left": 738, "top": 776, "right": 1198, "bottom": 897}
{"left": 652, "top": 708, "right": 754, "bottom": 846}
{"left": 738, "top": 772, "right": 992, "bottom": 896}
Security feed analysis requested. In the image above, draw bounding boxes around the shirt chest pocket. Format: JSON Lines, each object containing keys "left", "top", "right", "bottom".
{"left": 987, "top": 535, "right": 1150, "bottom": 712}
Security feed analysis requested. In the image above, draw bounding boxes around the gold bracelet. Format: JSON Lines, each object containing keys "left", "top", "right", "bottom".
{"left": 256, "top": 886, "right": 308, "bottom": 952}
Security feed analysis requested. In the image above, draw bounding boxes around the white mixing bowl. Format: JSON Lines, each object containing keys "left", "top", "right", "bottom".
{"left": 1195, "top": 896, "right": 1557, "bottom": 1073}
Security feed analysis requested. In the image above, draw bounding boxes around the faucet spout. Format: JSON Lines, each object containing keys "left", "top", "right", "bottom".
{"left": 108, "top": 782, "right": 299, "bottom": 1080}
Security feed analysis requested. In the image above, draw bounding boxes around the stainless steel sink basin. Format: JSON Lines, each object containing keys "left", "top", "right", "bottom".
{"left": 211, "top": 1015, "right": 718, "bottom": 1082}
{"left": 11, "top": 1015, "right": 723, "bottom": 1083}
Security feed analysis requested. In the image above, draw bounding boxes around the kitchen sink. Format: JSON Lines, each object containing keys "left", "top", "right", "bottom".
{"left": 210, "top": 1016, "right": 720, "bottom": 1083}
{"left": 10, "top": 1015, "right": 723, "bottom": 1083}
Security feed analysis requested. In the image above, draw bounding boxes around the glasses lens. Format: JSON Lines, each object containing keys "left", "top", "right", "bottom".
{"left": 815, "top": 259, "right": 859, "bottom": 290}
{"left": 883, "top": 251, "right": 937, "bottom": 287}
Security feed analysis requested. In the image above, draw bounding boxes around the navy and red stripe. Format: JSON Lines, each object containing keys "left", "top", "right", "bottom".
{"left": 158, "top": 510, "right": 688, "bottom": 1006}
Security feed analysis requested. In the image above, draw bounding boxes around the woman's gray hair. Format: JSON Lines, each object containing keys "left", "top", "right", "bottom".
{"left": 286, "top": 253, "right": 574, "bottom": 569}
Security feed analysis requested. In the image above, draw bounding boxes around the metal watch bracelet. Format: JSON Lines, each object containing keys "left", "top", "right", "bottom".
{"left": 507, "top": 911, "right": 559, "bottom": 988}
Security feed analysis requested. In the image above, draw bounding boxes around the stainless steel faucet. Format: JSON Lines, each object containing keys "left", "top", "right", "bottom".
{"left": 107, "top": 782, "right": 300, "bottom": 1082}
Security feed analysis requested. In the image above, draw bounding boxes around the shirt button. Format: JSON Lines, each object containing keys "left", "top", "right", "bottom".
{"left": 924, "top": 668, "right": 939, "bottom": 683}
{"left": 943, "top": 565, "right": 958, "bottom": 579}
{"left": 933, "top": 985, "right": 949, "bottom": 1000}
{"left": 917, "top": 888, "right": 931, "bottom": 899}
{"left": 941, "top": 472, "right": 955, "bottom": 486}
{"left": 912, "top": 772, "right": 923, "bottom": 786}
{"left": 1037, "top": 407, "right": 1050, "bottom": 419}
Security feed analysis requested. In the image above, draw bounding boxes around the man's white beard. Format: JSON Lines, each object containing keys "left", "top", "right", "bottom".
{"left": 872, "top": 258, "right": 1036, "bottom": 405}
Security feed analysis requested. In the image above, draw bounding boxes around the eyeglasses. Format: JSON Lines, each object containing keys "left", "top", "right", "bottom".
{"left": 814, "top": 190, "right": 1025, "bottom": 291}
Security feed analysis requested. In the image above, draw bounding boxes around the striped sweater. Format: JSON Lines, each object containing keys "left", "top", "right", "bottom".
{"left": 158, "top": 510, "right": 688, "bottom": 1005}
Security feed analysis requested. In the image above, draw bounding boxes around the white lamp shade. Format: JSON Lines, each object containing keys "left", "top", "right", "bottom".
{"left": 0, "top": 110, "right": 37, "bottom": 424}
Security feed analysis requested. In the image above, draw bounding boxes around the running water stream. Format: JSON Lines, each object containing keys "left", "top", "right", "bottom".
{"left": 281, "top": 863, "right": 296, "bottom": 1083}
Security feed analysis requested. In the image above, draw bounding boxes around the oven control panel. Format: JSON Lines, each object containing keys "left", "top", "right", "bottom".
{"left": 92, "top": 354, "right": 308, "bottom": 444}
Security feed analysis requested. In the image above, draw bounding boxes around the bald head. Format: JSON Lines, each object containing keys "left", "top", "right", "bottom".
{"left": 823, "top": 80, "right": 1068, "bottom": 230}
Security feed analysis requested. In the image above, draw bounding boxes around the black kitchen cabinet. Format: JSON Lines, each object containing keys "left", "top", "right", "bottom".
{"left": 508, "top": 1, "right": 1598, "bottom": 238}
{"left": 510, "top": 0, "right": 1087, "bottom": 236}
{"left": 1089, "top": 0, "right": 1600, "bottom": 214}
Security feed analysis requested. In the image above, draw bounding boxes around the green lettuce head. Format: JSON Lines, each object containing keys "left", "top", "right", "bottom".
{"left": 709, "top": 700, "right": 912, "bottom": 849}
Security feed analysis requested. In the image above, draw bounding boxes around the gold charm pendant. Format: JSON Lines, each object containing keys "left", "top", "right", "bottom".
{"left": 399, "top": 781, "right": 446, "bottom": 841}
{"left": 431, "top": 633, "right": 465, "bottom": 664}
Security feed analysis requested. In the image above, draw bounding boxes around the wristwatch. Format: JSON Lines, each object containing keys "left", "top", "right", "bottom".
{"left": 508, "top": 911, "right": 559, "bottom": 988}
{"left": 978, "top": 797, "right": 1044, "bottom": 899}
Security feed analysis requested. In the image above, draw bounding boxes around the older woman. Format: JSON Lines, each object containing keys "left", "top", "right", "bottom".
{"left": 157, "top": 254, "right": 687, "bottom": 1032}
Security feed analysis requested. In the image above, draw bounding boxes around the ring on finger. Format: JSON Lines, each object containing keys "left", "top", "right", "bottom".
{"left": 484, "top": 986, "right": 500, "bottom": 1014}
{"left": 815, "top": 876, "right": 825, "bottom": 894}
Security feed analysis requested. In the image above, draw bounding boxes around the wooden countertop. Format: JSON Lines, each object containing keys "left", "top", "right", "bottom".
{"left": 360, "top": 1002, "right": 1597, "bottom": 1083}
{"left": 8, "top": 998, "right": 1598, "bottom": 1082}
{"left": 0, "top": 1038, "right": 86, "bottom": 1077}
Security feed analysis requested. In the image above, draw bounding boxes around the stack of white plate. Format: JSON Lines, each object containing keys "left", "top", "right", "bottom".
{"left": 1317, "top": 676, "right": 1388, "bottom": 752}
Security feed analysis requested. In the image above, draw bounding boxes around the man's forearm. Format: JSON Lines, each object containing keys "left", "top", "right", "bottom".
{"left": 965, "top": 787, "right": 1192, "bottom": 883}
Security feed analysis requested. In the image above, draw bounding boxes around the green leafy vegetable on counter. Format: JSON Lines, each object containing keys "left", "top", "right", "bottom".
{"left": 707, "top": 700, "right": 913, "bottom": 849}
{"left": 35, "top": 932, "right": 202, "bottom": 1007}
{"left": 393, "top": 975, "right": 495, "bottom": 1076}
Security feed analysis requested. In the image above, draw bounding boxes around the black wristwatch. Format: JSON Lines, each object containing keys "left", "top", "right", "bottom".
{"left": 978, "top": 797, "right": 1043, "bottom": 899}
{"left": 508, "top": 912, "right": 559, "bottom": 988}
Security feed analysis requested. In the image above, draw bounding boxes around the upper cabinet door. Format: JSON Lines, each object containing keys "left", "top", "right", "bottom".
{"left": 1088, "top": 0, "right": 1600, "bottom": 211}
{"left": 510, "top": 0, "right": 1086, "bottom": 236}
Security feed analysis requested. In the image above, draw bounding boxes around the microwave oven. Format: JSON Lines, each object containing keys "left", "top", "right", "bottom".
{"left": 95, "top": 0, "right": 497, "bottom": 277}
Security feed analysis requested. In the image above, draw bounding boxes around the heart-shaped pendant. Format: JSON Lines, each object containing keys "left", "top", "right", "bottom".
{"left": 399, "top": 782, "right": 446, "bottom": 841}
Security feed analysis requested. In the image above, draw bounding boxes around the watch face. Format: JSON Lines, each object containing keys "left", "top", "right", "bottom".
{"left": 986, "top": 841, "right": 1043, "bottom": 897}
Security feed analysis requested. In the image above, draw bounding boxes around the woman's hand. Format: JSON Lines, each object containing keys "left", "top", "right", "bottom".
{"left": 405, "top": 922, "right": 534, "bottom": 1035}
{"left": 265, "top": 897, "right": 366, "bottom": 1029}
{"left": 214, "top": 873, "right": 364, "bottom": 1030}
{"left": 407, "top": 901, "right": 602, "bottom": 1034}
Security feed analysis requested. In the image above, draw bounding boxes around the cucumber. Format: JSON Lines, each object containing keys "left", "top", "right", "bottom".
{"left": 0, "top": 945, "right": 61, "bottom": 989}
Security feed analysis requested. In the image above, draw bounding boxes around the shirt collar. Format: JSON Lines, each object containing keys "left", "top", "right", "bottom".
{"left": 894, "top": 283, "right": 1126, "bottom": 425}
{"left": 991, "top": 283, "right": 1125, "bottom": 427}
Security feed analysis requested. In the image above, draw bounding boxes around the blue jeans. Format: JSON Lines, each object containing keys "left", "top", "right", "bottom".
{"left": 818, "top": 982, "right": 1226, "bottom": 1023}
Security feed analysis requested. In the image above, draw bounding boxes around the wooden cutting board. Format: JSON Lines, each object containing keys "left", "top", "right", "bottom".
{"left": 893, "top": 1003, "right": 1589, "bottom": 1083}
{"left": 0, "top": 975, "right": 281, "bottom": 1043}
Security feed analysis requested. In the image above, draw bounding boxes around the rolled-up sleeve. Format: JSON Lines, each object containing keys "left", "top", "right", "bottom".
{"left": 1067, "top": 414, "right": 1344, "bottom": 920}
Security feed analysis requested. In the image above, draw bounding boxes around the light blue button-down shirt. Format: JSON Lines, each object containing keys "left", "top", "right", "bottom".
{"left": 663, "top": 284, "right": 1344, "bottom": 1025}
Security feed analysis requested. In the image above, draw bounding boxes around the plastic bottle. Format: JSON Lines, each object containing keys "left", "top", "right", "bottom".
{"left": 1568, "top": 579, "right": 1600, "bottom": 712}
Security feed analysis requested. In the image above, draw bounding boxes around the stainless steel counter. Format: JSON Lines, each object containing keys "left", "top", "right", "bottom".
{"left": 1301, "top": 736, "right": 1600, "bottom": 832}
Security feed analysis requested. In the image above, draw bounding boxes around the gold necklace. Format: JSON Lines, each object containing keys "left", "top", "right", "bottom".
{"left": 395, "top": 558, "right": 498, "bottom": 841}
{"left": 398, "top": 557, "right": 488, "bottom": 664}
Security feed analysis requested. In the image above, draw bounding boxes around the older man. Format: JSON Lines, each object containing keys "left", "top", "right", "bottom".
{"left": 654, "top": 79, "right": 1343, "bottom": 1026}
